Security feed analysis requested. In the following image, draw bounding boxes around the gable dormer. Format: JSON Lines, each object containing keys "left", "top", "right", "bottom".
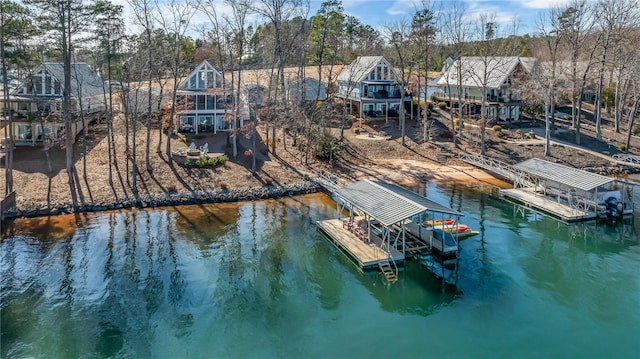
{"left": 364, "top": 59, "right": 398, "bottom": 82}
{"left": 179, "top": 60, "right": 223, "bottom": 91}
{"left": 14, "top": 65, "right": 62, "bottom": 96}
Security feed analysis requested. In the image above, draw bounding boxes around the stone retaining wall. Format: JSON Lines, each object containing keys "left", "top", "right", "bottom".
{"left": 3, "top": 181, "right": 324, "bottom": 219}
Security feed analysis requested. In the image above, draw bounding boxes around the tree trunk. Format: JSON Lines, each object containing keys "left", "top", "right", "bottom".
{"left": 625, "top": 97, "right": 639, "bottom": 153}
{"left": 544, "top": 103, "right": 552, "bottom": 157}
{"left": 595, "top": 59, "right": 606, "bottom": 140}
{"left": 63, "top": 6, "right": 79, "bottom": 210}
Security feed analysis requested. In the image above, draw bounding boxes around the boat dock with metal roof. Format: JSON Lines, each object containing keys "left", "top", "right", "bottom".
{"left": 316, "top": 179, "right": 465, "bottom": 283}
{"left": 499, "top": 158, "right": 635, "bottom": 222}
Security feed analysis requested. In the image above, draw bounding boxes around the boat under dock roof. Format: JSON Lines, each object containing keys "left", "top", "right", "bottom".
{"left": 513, "top": 158, "right": 614, "bottom": 191}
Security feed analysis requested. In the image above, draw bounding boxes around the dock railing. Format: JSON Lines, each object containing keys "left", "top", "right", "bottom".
{"left": 313, "top": 170, "right": 341, "bottom": 193}
{"left": 458, "top": 152, "right": 535, "bottom": 188}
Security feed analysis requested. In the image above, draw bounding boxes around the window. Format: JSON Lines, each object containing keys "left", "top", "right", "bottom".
{"left": 206, "top": 95, "right": 214, "bottom": 110}
{"left": 198, "top": 71, "right": 205, "bottom": 89}
{"left": 216, "top": 114, "right": 228, "bottom": 130}
{"left": 17, "top": 124, "right": 32, "bottom": 140}
{"left": 207, "top": 72, "right": 214, "bottom": 88}
{"left": 35, "top": 77, "right": 43, "bottom": 94}
{"left": 45, "top": 76, "right": 52, "bottom": 94}
{"left": 196, "top": 95, "right": 206, "bottom": 110}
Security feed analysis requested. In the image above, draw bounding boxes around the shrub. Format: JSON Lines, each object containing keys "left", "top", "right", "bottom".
{"left": 426, "top": 102, "right": 434, "bottom": 111}
{"left": 515, "top": 129, "right": 523, "bottom": 135}
{"left": 453, "top": 118, "right": 460, "bottom": 126}
{"left": 196, "top": 157, "right": 208, "bottom": 167}
{"left": 167, "top": 184, "right": 178, "bottom": 193}
{"left": 219, "top": 182, "right": 228, "bottom": 190}
{"left": 437, "top": 102, "right": 447, "bottom": 110}
{"left": 619, "top": 144, "right": 626, "bottom": 151}
{"left": 492, "top": 125, "right": 502, "bottom": 133}
{"left": 217, "top": 155, "right": 228, "bottom": 165}
{"left": 315, "top": 130, "right": 339, "bottom": 161}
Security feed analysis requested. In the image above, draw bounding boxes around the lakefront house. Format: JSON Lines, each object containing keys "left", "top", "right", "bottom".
{"left": 335, "top": 56, "right": 412, "bottom": 120}
{"left": 174, "top": 60, "right": 233, "bottom": 134}
{"left": 436, "top": 56, "right": 533, "bottom": 121}
{"left": 3, "top": 62, "right": 106, "bottom": 146}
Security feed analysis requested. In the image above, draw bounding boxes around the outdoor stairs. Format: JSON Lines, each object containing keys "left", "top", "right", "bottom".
{"left": 435, "top": 152, "right": 450, "bottom": 163}
{"left": 378, "top": 257, "right": 398, "bottom": 283}
{"left": 436, "top": 145, "right": 452, "bottom": 163}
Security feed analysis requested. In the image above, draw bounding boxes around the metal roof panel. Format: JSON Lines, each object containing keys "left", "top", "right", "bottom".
{"left": 334, "top": 180, "right": 463, "bottom": 227}
{"left": 513, "top": 158, "right": 614, "bottom": 191}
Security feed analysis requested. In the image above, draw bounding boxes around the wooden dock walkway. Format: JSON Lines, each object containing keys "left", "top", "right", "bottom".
{"left": 316, "top": 218, "right": 404, "bottom": 270}
{"left": 500, "top": 188, "right": 594, "bottom": 221}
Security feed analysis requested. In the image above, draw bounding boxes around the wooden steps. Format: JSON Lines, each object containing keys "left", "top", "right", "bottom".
{"left": 378, "top": 258, "right": 397, "bottom": 282}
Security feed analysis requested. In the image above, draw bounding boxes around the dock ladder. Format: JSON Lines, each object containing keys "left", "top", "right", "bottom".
{"left": 375, "top": 243, "right": 398, "bottom": 283}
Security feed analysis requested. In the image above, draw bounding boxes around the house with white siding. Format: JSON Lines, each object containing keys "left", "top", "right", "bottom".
{"left": 174, "top": 60, "right": 232, "bottom": 134}
{"left": 436, "top": 56, "right": 532, "bottom": 121}
{"left": 335, "top": 56, "right": 411, "bottom": 119}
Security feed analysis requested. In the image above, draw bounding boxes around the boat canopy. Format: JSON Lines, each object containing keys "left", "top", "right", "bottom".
{"left": 334, "top": 179, "right": 463, "bottom": 227}
{"left": 513, "top": 158, "right": 614, "bottom": 192}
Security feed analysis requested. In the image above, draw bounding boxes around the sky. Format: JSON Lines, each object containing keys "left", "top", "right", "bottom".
{"left": 112, "top": 0, "right": 576, "bottom": 38}
{"left": 328, "top": 0, "right": 574, "bottom": 36}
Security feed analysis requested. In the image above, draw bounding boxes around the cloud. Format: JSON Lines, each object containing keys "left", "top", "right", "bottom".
{"left": 385, "top": 0, "right": 419, "bottom": 16}
{"left": 520, "top": 0, "right": 572, "bottom": 9}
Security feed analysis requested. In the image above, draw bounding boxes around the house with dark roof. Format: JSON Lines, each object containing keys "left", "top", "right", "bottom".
{"left": 174, "top": 60, "right": 231, "bottom": 134}
{"left": 335, "top": 56, "right": 411, "bottom": 119}
{"left": 3, "top": 62, "right": 106, "bottom": 146}
{"left": 436, "top": 56, "right": 532, "bottom": 121}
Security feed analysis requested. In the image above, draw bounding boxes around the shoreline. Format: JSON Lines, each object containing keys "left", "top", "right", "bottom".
{"left": 2, "top": 160, "right": 508, "bottom": 220}
{"left": 3, "top": 181, "right": 324, "bottom": 220}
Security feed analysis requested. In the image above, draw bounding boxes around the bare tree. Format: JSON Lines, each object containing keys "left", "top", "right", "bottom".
{"left": 251, "top": 0, "right": 309, "bottom": 100}
{"left": 155, "top": 0, "right": 197, "bottom": 165}
{"left": 27, "top": 0, "right": 95, "bottom": 210}
{"left": 624, "top": 67, "right": 640, "bottom": 152}
{"left": 439, "top": 0, "right": 471, "bottom": 140}
{"left": 531, "top": 8, "right": 564, "bottom": 157}
{"left": 224, "top": 0, "right": 252, "bottom": 160}
{"left": 386, "top": 19, "right": 412, "bottom": 146}
{"left": 592, "top": 0, "right": 639, "bottom": 140}
{"left": 1, "top": 0, "right": 34, "bottom": 196}
{"left": 95, "top": 0, "right": 124, "bottom": 198}
{"left": 410, "top": 1, "right": 438, "bottom": 144}
{"left": 307, "top": 0, "right": 344, "bottom": 102}
{"left": 128, "top": 0, "right": 158, "bottom": 173}
{"left": 556, "top": 0, "right": 594, "bottom": 145}
{"left": 467, "top": 14, "right": 517, "bottom": 155}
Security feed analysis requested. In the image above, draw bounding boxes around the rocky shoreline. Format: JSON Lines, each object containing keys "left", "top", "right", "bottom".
{"left": 4, "top": 181, "right": 324, "bottom": 219}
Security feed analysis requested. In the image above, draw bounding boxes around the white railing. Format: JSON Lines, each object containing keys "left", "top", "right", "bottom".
{"left": 458, "top": 152, "right": 535, "bottom": 186}
{"left": 313, "top": 170, "right": 341, "bottom": 192}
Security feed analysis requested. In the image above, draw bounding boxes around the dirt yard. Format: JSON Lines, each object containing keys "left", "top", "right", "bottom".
{"left": 1, "top": 108, "right": 638, "bottom": 212}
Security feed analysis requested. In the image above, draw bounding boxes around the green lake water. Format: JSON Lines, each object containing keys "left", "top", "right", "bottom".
{"left": 1, "top": 183, "right": 639, "bottom": 359}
